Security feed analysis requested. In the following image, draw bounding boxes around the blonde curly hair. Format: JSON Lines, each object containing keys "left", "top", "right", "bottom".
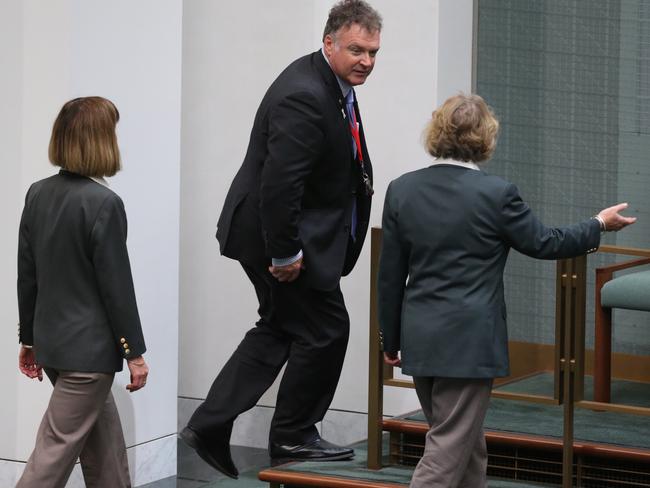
{"left": 424, "top": 93, "right": 499, "bottom": 163}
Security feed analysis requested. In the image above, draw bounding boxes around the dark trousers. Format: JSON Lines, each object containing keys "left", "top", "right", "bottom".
{"left": 189, "top": 263, "right": 350, "bottom": 445}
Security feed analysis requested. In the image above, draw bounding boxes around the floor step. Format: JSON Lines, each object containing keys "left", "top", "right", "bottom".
{"left": 383, "top": 418, "right": 650, "bottom": 462}
{"left": 258, "top": 467, "right": 547, "bottom": 487}
{"left": 258, "top": 438, "right": 551, "bottom": 488}
{"left": 383, "top": 418, "right": 650, "bottom": 486}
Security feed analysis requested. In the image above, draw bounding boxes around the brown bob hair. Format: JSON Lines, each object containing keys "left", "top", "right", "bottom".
{"left": 424, "top": 93, "right": 499, "bottom": 163}
{"left": 49, "top": 96, "right": 121, "bottom": 177}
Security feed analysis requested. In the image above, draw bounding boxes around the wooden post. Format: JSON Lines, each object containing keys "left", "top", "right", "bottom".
{"left": 554, "top": 259, "right": 567, "bottom": 403}
{"left": 561, "top": 255, "right": 586, "bottom": 488}
{"left": 560, "top": 257, "right": 574, "bottom": 488}
{"left": 594, "top": 268, "right": 613, "bottom": 403}
{"left": 367, "top": 227, "right": 384, "bottom": 469}
{"left": 573, "top": 256, "right": 587, "bottom": 403}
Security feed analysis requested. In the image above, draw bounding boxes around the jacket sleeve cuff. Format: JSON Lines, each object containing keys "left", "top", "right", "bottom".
{"left": 272, "top": 249, "right": 303, "bottom": 267}
{"left": 593, "top": 215, "right": 606, "bottom": 232}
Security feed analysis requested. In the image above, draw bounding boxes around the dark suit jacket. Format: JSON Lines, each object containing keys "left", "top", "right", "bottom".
{"left": 18, "top": 170, "right": 146, "bottom": 373}
{"left": 377, "top": 164, "right": 600, "bottom": 378}
{"left": 216, "top": 50, "right": 372, "bottom": 290}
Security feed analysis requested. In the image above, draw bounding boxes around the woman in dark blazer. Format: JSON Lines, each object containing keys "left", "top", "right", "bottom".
{"left": 377, "top": 93, "right": 635, "bottom": 488}
{"left": 16, "top": 96, "right": 148, "bottom": 488}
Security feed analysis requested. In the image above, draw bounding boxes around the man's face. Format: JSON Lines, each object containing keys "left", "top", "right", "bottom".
{"left": 324, "top": 23, "right": 381, "bottom": 86}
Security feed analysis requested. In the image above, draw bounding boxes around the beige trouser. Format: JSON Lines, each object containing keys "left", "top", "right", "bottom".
{"left": 410, "top": 377, "right": 493, "bottom": 488}
{"left": 16, "top": 369, "right": 131, "bottom": 488}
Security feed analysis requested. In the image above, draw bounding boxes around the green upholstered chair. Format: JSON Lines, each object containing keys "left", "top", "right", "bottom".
{"left": 594, "top": 257, "right": 650, "bottom": 403}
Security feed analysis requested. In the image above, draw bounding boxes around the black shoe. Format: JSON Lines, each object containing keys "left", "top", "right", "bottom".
{"left": 179, "top": 426, "right": 239, "bottom": 479}
{"left": 269, "top": 437, "right": 354, "bottom": 461}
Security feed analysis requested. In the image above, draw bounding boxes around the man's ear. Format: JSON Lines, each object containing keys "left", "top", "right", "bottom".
{"left": 323, "top": 34, "right": 335, "bottom": 57}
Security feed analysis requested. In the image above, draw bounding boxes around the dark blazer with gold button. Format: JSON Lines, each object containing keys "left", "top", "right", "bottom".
{"left": 17, "top": 170, "right": 146, "bottom": 373}
{"left": 378, "top": 164, "right": 600, "bottom": 378}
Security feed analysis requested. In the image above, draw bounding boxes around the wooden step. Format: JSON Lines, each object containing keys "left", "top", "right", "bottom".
{"left": 257, "top": 419, "right": 650, "bottom": 488}
{"left": 383, "top": 418, "right": 650, "bottom": 462}
{"left": 258, "top": 469, "right": 405, "bottom": 488}
{"left": 258, "top": 467, "right": 547, "bottom": 488}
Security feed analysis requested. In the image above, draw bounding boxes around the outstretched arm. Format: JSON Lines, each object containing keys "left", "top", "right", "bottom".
{"left": 501, "top": 184, "right": 635, "bottom": 259}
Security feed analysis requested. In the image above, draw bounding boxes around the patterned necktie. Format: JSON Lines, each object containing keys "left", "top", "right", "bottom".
{"left": 345, "top": 90, "right": 358, "bottom": 158}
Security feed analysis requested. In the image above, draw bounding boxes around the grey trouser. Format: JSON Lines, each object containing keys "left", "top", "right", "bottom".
{"left": 410, "top": 376, "right": 493, "bottom": 488}
{"left": 16, "top": 369, "right": 131, "bottom": 488}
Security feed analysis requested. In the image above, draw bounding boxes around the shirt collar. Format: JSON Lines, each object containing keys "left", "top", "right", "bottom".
{"left": 88, "top": 176, "right": 109, "bottom": 187}
{"left": 321, "top": 48, "right": 352, "bottom": 98}
{"left": 431, "top": 158, "right": 480, "bottom": 171}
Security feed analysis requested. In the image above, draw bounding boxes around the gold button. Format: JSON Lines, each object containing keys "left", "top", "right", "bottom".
{"left": 123, "top": 343, "right": 129, "bottom": 349}
{"left": 125, "top": 349, "right": 131, "bottom": 354}
{"left": 120, "top": 338, "right": 126, "bottom": 344}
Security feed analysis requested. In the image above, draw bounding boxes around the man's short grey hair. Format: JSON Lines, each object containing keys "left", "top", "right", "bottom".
{"left": 322, "top": 0, "right": 383, "bottom": 41}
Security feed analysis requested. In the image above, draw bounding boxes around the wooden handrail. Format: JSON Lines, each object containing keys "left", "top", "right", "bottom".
{"left": 595, "top": 257, "right": 650, "bottom": 274}
{"left": 598, "top": 245, "right": 650, "bottom": 258}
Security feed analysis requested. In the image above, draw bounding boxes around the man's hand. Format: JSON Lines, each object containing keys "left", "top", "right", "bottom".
{"left": 269, "top": 257, "right": 303, "bottom": 283}
{"left": 384, "top": 351, "right": 401, "bottom": 367}
{"left": 597, "top": 203, "right": 637, "bottom": 232}
{"left": 19, "top": 345, "right": 43, "bottom": 381}
{"left": 126, "top": 356, "right": 149, "bottom": 392}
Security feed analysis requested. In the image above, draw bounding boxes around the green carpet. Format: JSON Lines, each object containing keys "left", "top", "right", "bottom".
{"left": 404, "top": 372, "right": 650, "bottom": 449}
{"left": 493, "top": 373, "right": 650, "bottom": 449}
{"left": 496, "top": 372, "right": 650, "bottom": 407}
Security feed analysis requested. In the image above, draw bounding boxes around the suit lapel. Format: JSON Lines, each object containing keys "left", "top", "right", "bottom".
{"left": 311, "top": 50, "right": 372, "bottom": 181}
{"left": 312, "top": 50, "right": 345, "bottom": 103}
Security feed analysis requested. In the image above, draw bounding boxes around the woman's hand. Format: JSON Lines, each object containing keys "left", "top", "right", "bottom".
{"left": 384, "top": 351, "right": 401, "bottom": 367}
{"left": 597, "top": 203, "right": 637, "bottom": 231}
{"left": 126, "top": 356, "right": 149, "bottom": 392}
{"left": 18, "top": 346, "right": 43, "bottom": 381}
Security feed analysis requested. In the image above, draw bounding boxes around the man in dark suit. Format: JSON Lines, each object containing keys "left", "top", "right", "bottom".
{"left": 181, "top": 0, "right": 382, "bottom": 477}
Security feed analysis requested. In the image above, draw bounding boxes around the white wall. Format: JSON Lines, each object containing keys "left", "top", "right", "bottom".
{"left": 0, "top": 0, "right": 474, "bottom": 481}
{"left": 0, "top": 1, "right": 182, "bottom": 485}
{"left": 179, "top": 0, "right": 474, "bottom": 440}
{"left": 0, "top": 1, "right": 27, "bottom": 482}
{"left": 0, "top": 0, "right": 474, "bottom": 477}
{"left": 179, "top": 0, "right": 319, "bottom": 405}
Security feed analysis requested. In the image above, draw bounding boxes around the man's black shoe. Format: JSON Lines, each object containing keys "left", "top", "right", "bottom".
{"left": 270, "top": 437, "right": 354, "bottom": 461}
{"left": 180, "top": 426, "right": 239, "bottom": 479}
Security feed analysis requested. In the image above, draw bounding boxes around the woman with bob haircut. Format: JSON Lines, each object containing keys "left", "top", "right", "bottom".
{"left": 16, "top": 96, "right": 148, "bottom": 488}
{"left": 377, "top": 93, "right": 636, "bottom": 488}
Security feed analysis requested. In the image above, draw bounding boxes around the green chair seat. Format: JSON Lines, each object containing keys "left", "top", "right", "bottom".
{"left": 601, "top": 270, "right": 650, "bottom": 311}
